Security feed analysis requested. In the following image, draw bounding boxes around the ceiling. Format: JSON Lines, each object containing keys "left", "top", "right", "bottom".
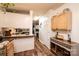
{"left": 9, "top": 3, "right": 64, "bottom": 16}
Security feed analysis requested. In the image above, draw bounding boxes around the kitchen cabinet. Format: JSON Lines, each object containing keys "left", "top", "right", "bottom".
{"left": 0, "top": 47, "right": 6, "bottom": 56}
{"left": 50, "top": 37, "right": 79, "bottom": 56}
{"left": 6, "top": 41, "right": 14, "bottom": 56}
{"left": 51, "top": 16, "right": 58, "bottom": 31}
{"left": 51, "top": 9, "right": 72, "bottom": 31}
{"left": 0, "top": 40, "right": 14, "bottom": 56}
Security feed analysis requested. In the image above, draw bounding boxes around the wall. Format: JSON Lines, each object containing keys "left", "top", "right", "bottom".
{"left": 39, "top": 3, "right": 79, "bottom": 49}
{"left": 0, "top": 11, "right": 33, "bottom": 34}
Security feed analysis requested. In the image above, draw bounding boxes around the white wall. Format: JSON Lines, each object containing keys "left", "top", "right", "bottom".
{"left": 39, "top": 3, "right": 79, "bottom": 49}
{"left": 0, "top": 11, "right": 33, "bottom": 34}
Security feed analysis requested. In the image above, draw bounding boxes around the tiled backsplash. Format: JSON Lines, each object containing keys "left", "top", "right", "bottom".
{"left": 15, "top": 28, "right": 30, "bottom": 35}
{"left": 0, "top": 27, "right": 30, "bottom": 36}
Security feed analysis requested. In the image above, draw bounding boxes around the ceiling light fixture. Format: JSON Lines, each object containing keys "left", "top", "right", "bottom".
{"left": 0, "top": 3, "right": 15, "bottom": 14}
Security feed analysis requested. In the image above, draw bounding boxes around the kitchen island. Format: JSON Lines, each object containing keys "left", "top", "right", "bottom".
{"left": 0, "top": 34, "right": 35, "bottom": 56}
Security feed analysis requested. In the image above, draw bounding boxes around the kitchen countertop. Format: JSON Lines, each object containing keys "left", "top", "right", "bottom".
{"left": 2, "top": 34, "right": 34, "bottom": 39}
{"left": 51, "top": 37, "right": 78, "bottom": 46}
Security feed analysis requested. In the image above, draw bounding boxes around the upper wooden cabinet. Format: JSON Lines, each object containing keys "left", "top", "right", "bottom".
{"left": 51, "top": 16, "right": 58, "bottom": 30}
{"left": 51, "top": 9, "right": 72, "bottom": 32}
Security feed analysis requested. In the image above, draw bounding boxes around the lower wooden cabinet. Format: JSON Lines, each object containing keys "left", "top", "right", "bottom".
{"left": 6, "top": 41, "right": 14, "bottom": 56}
{"left": 0, "top": 41, "right": 14, "bottom": 56}
{"left": 0, "top": 47, "right": 6, "bottom": 56}
{"left": 50, "top": 40, "right": 70, "bottom": 56}
{"left": 50, "top": 37, "right": 79, "bottom": 56}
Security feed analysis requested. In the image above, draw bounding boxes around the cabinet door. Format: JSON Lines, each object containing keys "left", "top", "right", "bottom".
{"left": 51, "top": 16, "right": 58, "bottom": 31}
{"left": 57, "top": 12, "right": 72, "bottom": 31}
{"left": 6, "top": 41, "right": 14, "bottom": 56}
{"left": 57, "top": 13, "right": 67, "bottom": 30}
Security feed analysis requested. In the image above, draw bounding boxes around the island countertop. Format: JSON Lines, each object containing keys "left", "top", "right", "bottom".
{"left": 2, "top": 34, "right": 34, "bottom": 39}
